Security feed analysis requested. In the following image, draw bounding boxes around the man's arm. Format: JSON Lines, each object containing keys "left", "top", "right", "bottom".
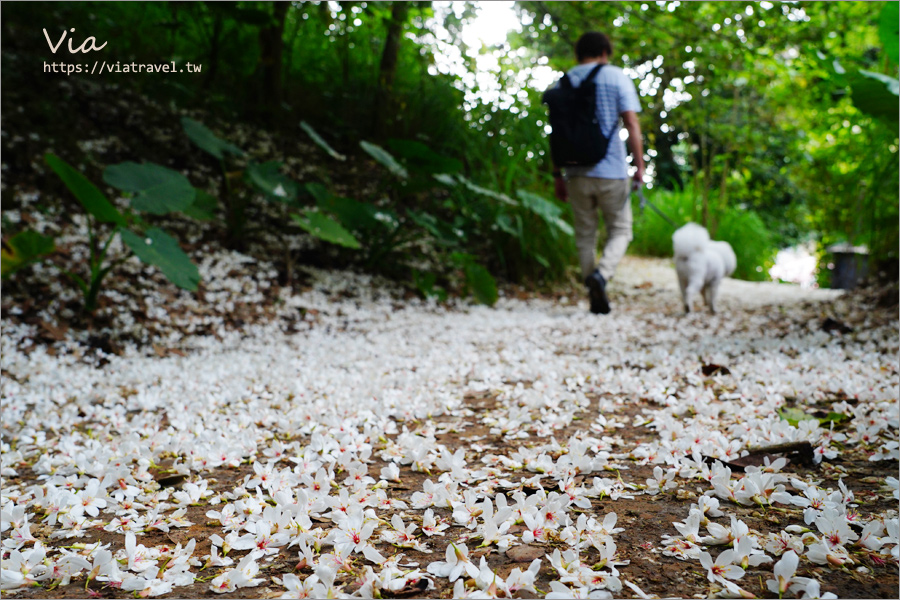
{"left": 622, "top": 110, "right": 645, "bottom": 188}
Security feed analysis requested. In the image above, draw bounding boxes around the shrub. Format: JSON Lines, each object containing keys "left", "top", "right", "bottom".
{"left": 628, "top": 184, "right": 775, "bottom": 281}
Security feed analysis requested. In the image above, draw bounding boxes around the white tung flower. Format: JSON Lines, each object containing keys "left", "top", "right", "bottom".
{"left": 766, "top": 550, "right": 799, "bottom": 595}
{"left": 425, "top": 542, "right": 480, "bottom": 582}
{"left": 698, "top": 549, "right": 745, "bottom": 583}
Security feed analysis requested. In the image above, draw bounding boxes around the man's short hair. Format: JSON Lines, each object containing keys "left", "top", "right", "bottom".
{"left": 576, "top": 32, "right": 613, "bottom": 61}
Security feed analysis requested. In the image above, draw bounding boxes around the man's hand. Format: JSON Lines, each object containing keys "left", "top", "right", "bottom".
{"left": 554, "top": 175, "right": 568, "bottom": 202}
{"left": 622, "top": 110, "right": 645, "bottom": 190}
{"left": 632, "top": 165, "right": 645, "bottom": 190}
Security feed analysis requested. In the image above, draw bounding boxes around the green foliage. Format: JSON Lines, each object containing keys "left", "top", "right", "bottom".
{"left": 629, "top": 185, "right": 775, "bottom": 281}
{"left": 387, "top": 140, "right": 463, "bottom": 176}
{"left": 879, "top": 1, "right": 899, "bottom": 64}
{"left": 182, "top": 190, "right": 219, "bottom": 221}
{"left": 715, "top": 209, "right": 775, "bottom": 282}
{"left": 360, "top": 141, "right": 409, "bottom": 180}
{"left": 103, "top": 162, "right": 196, "bottom": 215}
{"left": 310, "top": 183, "right": 406, "bottom": 264}
{"left": 120, "top": 228, "right": 200, "bottom": 292}
{"left": 1, "top": 230, "right": 55, "bottom": 278}
{"left": 181, "top": 119, "right": 364, "bottom": 252}
{"left": 778, "top": 407, "right": 818, "bottom": 427}
{"left": 629, "top": 188, "right": 695, "bottom": 257}
{"left": 849, "top": 70, "right": 899, "bottom": 127}
{"left": 181, "top": 117, "right": 244, "bottom": 160}
{"left": 39, "top": 154, "right": 200, "bottom": 313}
{"left": 9, "top": 0, "right": 896, "bottom": 307}
{"left": 451, "top": 253, "right": 499, "bottom": 306}
{"left": 516, "top": 190, "right": 574, "bottom": 238}
{"left": 45, "top": 154, "right": 127, "bottom": 227}
{"left": 300, "top": 121, "right": 346, "bottom": 162}
{"left": 412, "top": 269, "right": 448, "bottom": 302}
{"left": 246, "top": 161, "right": 300, "bottom": 204}
{"left": 290, "top": 211, "right": 361, "bottom": 250}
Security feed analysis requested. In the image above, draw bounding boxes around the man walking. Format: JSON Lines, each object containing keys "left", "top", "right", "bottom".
{"left": 552, "top": 31, "right": 645, "bottom": 314}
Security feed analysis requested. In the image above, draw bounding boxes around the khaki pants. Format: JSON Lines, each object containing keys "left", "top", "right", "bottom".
{"left": 567, "top": 177, "right": 633, "bottom": 281}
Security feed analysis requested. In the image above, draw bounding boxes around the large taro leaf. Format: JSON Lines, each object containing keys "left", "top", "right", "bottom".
{"left": 291, "top": 210, "right": 361, "bottom": 249}
{"left": 103, "top": 162, "right": 196, "bottom": 215}
{"left": 849, "top": 69, "right": 900, "bottom": 127}
{"left": 1, "top": 230, "right": 55, "bottom": 278}
{"left": 246, "top": 161, "right": 300, "bottom": 204}
{"left": 456, "top": 175, "right": 517, "bottom": 206}
{"left": 879, "top": 1, "right": 899, "bottom": 64}
{"left": 386, "top": 139, "right": 462, "bottom": 175}
{"left": 304, "top": 182, "right": 332, "bottom": 203}
{"left": 120, "top": 228, "right": 200, "bottom": 291}
{"left": 451, "top": 252, "right": 498, "bottom": 306}
{"left": 407, "top": 210, "right": 463, "bottom": 246}
{"left": 360, "top": 141, "right": 408, "bottom": 179}
{"left": 181, "top": 117, "right": 244, "bottom": 159}
{"left": 182, "top": 189, "right": 218, "bottom": 221}
{"left": 517, "top": 189, "right": 574, "bottom": 236}
{"left": 45, "top": 154, "right": 127, "bottom": 226}
{"left": 464, "top": 262, "right": 498, "bottom": 306}
{"left": 300, "top": 121, "right": 346, "bottom": 161}
{"left": 317, "top": 193, "right": 396, "bottom": 234}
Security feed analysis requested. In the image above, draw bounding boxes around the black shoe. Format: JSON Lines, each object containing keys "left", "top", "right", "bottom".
{"left": 585, "top": 270, "right": 610, "bottom": 314}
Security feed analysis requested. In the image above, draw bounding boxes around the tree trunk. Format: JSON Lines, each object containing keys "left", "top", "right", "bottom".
{"left": 258, "top": 1, "right": 289, "bottom": 125}
{"left": 373, "top": 2, "right": 410, "bottom": 140}
{"left": 202, "top": 10, "right": 223, "bottom": 90}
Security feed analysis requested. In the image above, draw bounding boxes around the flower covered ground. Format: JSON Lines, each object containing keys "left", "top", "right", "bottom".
{"left": 1, "top": 255, "right": 898, "bottom": 599}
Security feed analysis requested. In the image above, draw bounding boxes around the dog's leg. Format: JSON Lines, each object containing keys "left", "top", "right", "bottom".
{"left": 682, "top": 276, "right": 703, "bottom": 314}
{"left": 703, "top": 282, "right": 718, "bottom": 314}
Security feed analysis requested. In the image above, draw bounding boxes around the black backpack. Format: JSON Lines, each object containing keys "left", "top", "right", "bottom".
{"left": 542, "top": 63, "right": 609, "bottom": 167}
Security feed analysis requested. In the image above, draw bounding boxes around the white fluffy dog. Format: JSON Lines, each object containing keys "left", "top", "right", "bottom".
{"left": 672, "top": 223, "right": 736, "bottom": 314}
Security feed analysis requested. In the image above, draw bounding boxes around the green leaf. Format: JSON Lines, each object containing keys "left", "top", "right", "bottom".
{"left": 1, "top": 230, "right": 55, "bottom": 278}
{"left": 360, "top": 141, "right": 408, "bottom": 179}
{"left": 386, "top": 139, "right": 463, "bottom": 175}
{"left": 120, "top": 228, "right": 200, "bottom": 291}
{"left": 412, "top": 269, "right": 447, "bottom": 301}
{"left": 818, "top": 411, "right": 851, "bottom": 425}
{"left": 246, "top": 161, "right": 299, "bottom": 203}
{"left": 433, "top": 173, "right": 458, "bottom": 187}
{"left": 777, "top": 407, "right": 817, "bottom": 427}
{"left": 304, "top": 182, "right": 332, "bottom": 203}
{"left": 181, "top": 117, "right": 244, "bottom": 160}
{"left": 317, "top": 194, "right": 396, "bottom": 233}
{"left": 849, "top": 69, "right": 900, "bottom": 126}
{"left": 517, "top": 190, "right": 575, "bottom": 236}
{"left": 879, "top": 1, "right": 899, "bottom": 64}
{"left": 300, "top": 121, "right": 347, "bottom": 161}
{"left": 407, "top": 210, "right": 463, "bottom": 246}
{"left": 495, "top": 213, "right": 522, "bottom": 239}
{"left": 103, "top": 162, "right": 196, "bottom": 215}
{"left": 45, "top": 154, "right": 127, "bottom": 226}
{"left": 291, "top": 211, "right": 361, "bottom": 249}
{"left": 183, "top": 189, "right": 218, "bottom": 221}
{"left": 457, "top": 175, "right": 517, "bottom": 206}
{"left": 464, "top": 262, "right": 498, "bottom": 306}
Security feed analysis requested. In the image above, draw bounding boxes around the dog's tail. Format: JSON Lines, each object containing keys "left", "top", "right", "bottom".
{"left": 711, "top": 241, "right": 737, "bottom": 277}
{"left": 672, "top": 222, "right": 709, "bottom": 258}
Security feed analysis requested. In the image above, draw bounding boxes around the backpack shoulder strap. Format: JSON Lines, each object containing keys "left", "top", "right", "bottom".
{"left": 579, "top": 63, "right": 604, "bottom": 89}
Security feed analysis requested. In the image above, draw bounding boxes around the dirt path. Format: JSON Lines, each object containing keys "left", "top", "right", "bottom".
{"left": 612, "top": 256, "right": 843, "bottom": 311}
{"left": 1, "top": 258, "right": 897, "bottom": 599}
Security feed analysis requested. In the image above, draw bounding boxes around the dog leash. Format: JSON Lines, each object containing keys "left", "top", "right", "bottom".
{"left": 634, "top": 186, "right": 678, "bottom": 229}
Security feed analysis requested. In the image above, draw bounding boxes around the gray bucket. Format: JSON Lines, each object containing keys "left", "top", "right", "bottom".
{"left": 826, "top": 243, "right": 869, "bottom": 290}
